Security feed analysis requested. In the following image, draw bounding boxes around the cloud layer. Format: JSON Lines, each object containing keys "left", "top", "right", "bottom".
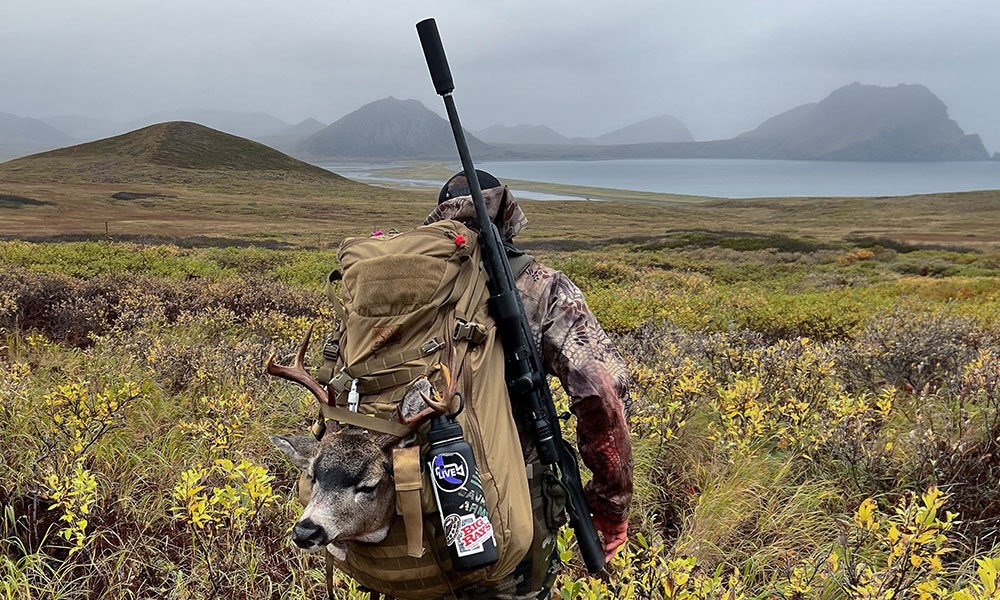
{"left": 3, "top": 0, "right": 997, "bottom": 150}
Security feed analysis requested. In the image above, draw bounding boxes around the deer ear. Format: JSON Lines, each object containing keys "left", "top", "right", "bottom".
{"left": 269, "top": 434, "right": 317, "bottom": 470}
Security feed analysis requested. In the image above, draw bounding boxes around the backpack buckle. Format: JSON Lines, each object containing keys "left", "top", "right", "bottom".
{"left": 329, "top": 371, "right": 353, "bottom": 394}
{"left": 420, "top": 338, "right": 446, "bottom": 355}
{"left": 322, "top": 335, "right": 340, "bottom": 361}
{"left": 453, "top": 320, "right": 487, "bottom": 345}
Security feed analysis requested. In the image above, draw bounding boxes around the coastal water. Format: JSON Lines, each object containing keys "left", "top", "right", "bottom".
{"left": 315, "top": 159, "right": 1000, "bottom": 200}
{"left": 479, "top": 159, "right": 1000, "bottom": 199}
{"left": 312, "top": 161, "right": 585, "bottom": 200}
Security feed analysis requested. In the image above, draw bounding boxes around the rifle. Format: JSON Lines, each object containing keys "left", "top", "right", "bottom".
{"left": 416, "top": 18, "right": 606, "bottom": 574}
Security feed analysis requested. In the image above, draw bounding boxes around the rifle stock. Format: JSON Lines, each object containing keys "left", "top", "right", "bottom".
{"left": 416, "top": 17, "right": 606, "bottom": 574}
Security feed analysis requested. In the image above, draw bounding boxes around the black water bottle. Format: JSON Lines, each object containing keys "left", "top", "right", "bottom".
{"left": 426, "top": 413, "right": 498, "bottom": 570}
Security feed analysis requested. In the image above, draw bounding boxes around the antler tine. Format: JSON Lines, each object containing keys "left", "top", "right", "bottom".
{"left": 378, "top": 390, "right": 454, "bottom": 451}
{"left": 424, "top": 394, "right": 451, "bottom": 415}
{"left": 379, "top": 397, "right": 454, "bottom": 450}
{"left": 396, "top": 397, "right": 451, "bottom": 429}
{"left": 266, "top": 324, "right": 331, "bottom": 406}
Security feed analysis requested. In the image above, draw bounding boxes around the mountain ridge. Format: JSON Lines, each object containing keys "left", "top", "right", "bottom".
{"left": 594, "top": 114, "right": 694, "bottom": 144}
{"left": 299, "top": 97, "right": 501, "bottom": 159}
{"left": 0, "top": 112, "right": 77, "bottom": 161}
{"left": 495, "top": 83, "right": 988, "bottom": 161}
{"left": 127, "top": 110, "right": 293, "bottom": 140}
{"left": 731, "top": 82, "right": 987, "bottom": 160}
{"left": 476, "top": 124, "right": 581, "bottom": 145}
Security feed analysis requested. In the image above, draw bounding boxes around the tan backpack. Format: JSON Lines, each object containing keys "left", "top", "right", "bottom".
{"left": 305, "top": 219, "right": 533, "bottom": 599}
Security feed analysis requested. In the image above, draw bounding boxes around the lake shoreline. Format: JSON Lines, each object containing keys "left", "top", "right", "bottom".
{"left": 310, "top": 158, "right": 1000, "bottom": 201}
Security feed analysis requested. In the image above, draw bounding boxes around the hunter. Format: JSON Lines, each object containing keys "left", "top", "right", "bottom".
{"left": 427, "top": 170, "right": 634, "bottom": 599}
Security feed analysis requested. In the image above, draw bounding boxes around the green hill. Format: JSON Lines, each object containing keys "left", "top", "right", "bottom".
{"left": 0, "top": 121, "right": 352, "bottom": 185}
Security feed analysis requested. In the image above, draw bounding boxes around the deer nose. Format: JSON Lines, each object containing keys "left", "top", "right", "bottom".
{"left": 291, "top": 518, "right": 330, "bottom": 548}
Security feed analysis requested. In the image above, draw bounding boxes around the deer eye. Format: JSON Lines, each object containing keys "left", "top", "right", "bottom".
{"left": 355, "top": 484, "right": 377, "bottom": 495}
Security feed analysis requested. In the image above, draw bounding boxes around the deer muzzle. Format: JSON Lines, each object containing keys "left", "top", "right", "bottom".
{"left": 291, "top": 517, "right": 330, "bottom": 549}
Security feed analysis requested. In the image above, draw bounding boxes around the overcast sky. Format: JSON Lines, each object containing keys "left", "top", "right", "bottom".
{"left": 3, "top": 0, "right": 998, "bottom": 150}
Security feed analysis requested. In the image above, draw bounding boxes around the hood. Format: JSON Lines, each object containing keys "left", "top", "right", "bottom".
{"left": 423, "top": 185, "right": 527, "bottom": 240}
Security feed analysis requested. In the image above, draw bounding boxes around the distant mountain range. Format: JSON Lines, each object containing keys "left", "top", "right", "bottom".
{"left": 473, "top": 115, "right": 694, "bottom": 146}
{"left": 490, "top": 84, "right": 988, "bottom": 161}
{"left": 40, "top": 115, "right": 123, "bottom": 141}
{"left": 0, "top": 121, "right": 349, "bottom": 185}
{"left": 297, "top": 97, "right": 498, "bottom": 159}
{"left": 730, "top": 83, "right": 987, "bottom": 160}
{"left": 0, "top": 112, "right": 76, "bottom": 160}
{"left": 0, "top": 110, "right": 326, "bottom": 161}
{"left": 295, "top": 85, "right": 987, "bottom": 161}
{"left": 0, "top": 83, "right": 990, "bottom": 163}
{"left": 592, "top": 115, "right": 694, "bottom": 145}
{"left": 257, "top": 117, "right": 329, "bottom": 153}
{"left": 126, "top": 110, "right": 294, "bottom": 140}
{"left": 36, "top": 111, "right": 303, "bottom": 144}
{"left": 476, "top": 124, "right": 587, "bottom": 145}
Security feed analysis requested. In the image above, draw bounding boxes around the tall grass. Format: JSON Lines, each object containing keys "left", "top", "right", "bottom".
{"left": 2, "top": 237, "right": 999, "bottom": 599}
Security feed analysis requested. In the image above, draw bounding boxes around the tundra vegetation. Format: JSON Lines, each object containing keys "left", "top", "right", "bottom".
{"left": 1, "top": 232, "right": 999, "bottom": 599}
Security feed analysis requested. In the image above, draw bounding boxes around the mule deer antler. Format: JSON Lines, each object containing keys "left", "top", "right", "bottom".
{"left": 374, "top": 367, "right": 456, "bottom": 449}
{"left": 266, "top": 324, "right": 331, "bottom": 406}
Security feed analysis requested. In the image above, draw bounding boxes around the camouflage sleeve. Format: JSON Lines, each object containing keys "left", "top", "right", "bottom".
{"left": 517, "top": 261, "right": 634, "bottom": 523}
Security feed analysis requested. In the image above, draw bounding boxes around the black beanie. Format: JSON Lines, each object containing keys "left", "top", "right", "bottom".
{"left": 437, "top": 170, "right": 503, "bottom": 204}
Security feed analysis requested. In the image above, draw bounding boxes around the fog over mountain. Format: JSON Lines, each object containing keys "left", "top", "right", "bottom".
{"left": 1, "top": 1, "right": 996, "bottom": 153}
{"left": 478, "top": 116, "right": 694, "bottom": 146}
{"left": 41, "top": 115, "right": 122, "bottom": 141}
{"left": 126, "top": 110, "right": 293, "bottom": 140}
{"left": 593, "top": 115, "right": 694, "bottom": 145}
{"left": 477, "top": 124, "right": 579, "bottom": 145}
{"left": 731, "top": 83, "right": 986, "bottom": 160}
{"left": 487, "top": 83, "right": 987, "bottom": 161}
{"left": 2, "top": 82, "right": 986, "bottom": 163}
{"left": 0, "top": 112, "right": 76, "bottom": 160}
{"left": 299, "top": 97, "right": 498, "bottom": 159}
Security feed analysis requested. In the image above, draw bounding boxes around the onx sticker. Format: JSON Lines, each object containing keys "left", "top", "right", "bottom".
{"left": 431, "top": 453, "right": 469, "bottom": 493}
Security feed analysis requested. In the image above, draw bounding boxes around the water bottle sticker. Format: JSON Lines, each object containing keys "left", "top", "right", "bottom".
{"left": 456, "top": 515, "right": 494, "bottom": 557}
{"left": 431, "top": 453, "right": 469, "bottom": 493}
{"left": 443, "top": 513, "right": 462, "bottom": 546}
{"left": 456, "top": 487, "right": 485, "bottom": 504}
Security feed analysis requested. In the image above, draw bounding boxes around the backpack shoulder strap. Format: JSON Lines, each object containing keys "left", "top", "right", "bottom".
{"left": 504, "top": 243, "right": 534, "bottom": 279}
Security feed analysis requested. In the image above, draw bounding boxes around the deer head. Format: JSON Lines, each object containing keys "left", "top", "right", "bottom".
{"left": 266, "top": 325, "right": 448, "bottom": 560}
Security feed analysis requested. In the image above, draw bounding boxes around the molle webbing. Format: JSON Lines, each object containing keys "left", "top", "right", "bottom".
{"left": 325, "top": 337, "right": 446, "bottom": 403}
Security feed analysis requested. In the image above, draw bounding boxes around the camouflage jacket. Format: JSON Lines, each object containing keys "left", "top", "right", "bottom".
{"left": 426, "top": 187, "right": 634, "bottom": 523}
